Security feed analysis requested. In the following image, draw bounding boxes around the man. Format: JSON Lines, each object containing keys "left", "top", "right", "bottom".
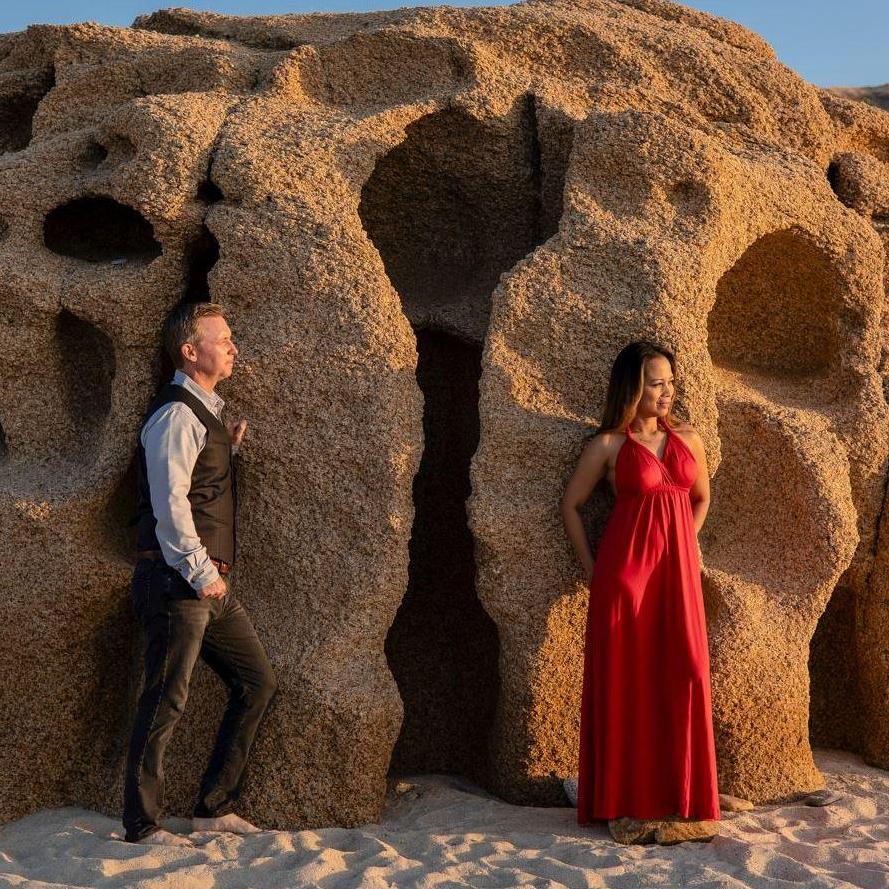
{"left": 124, "top": 301, "right": 277, "bottom": 846}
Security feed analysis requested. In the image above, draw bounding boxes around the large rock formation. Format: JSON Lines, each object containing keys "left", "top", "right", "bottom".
{"left": 0, "top": 0, "right": 888, "bottom": 827}
{"left": 830, "top": 84, "right": 889, "bottom": 113}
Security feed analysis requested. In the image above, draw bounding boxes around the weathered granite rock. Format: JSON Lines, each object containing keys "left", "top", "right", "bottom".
{"left": 829, "top": 84, "right": 889, "bottom": 113}
{"left": 608, "top": 816, "right": 660, "bottom": 845}
{"left": 0, "top": 0, "right": 887, "bottom": 829}
{"left": 655, "top": 819, "right": 720, "bottom": 845}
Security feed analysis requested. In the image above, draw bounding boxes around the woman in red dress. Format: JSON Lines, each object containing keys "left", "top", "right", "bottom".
{"left": 561, "top": 341, "right": 721, "bottom": 843}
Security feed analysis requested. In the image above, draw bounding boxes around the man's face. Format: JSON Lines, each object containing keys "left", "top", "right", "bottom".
{"left": 187, "top": 315, "right": 238, "bottom": 381}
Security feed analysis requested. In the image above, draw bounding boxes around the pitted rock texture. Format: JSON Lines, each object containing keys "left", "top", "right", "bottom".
{"left": 0, "top": 0, "right": 888, "bottom": 828}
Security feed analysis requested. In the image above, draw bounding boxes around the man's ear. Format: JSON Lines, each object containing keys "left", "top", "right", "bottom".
{"left": 181, "top": 342, "right": 197, "bottom": 365}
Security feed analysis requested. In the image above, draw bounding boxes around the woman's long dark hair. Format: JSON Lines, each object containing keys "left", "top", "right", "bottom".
{"left": 593, "top": 340, "right": 682, "bottom": 436}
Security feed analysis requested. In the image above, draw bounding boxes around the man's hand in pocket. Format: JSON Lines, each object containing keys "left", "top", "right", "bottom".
{"left": 198, "top": 577, "right": 228, "bottom": 600}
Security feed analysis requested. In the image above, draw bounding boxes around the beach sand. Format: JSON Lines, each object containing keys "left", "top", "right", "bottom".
{"left": 0, "top": 749, "right": 886, "bottom": 888}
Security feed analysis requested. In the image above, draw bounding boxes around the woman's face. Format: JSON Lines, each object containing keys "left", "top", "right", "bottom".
{"left": 639, "top": 355, "right": 674, "bottom": 417}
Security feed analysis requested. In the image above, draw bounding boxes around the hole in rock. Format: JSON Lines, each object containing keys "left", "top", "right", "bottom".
{"left": 197, "top": 179, "right": 223, "bottom": 203}
{"left": 183, "top": 224, "right": 220, "bottom": 302}
{"left": 43, "top": 196, "right": 162, "bottom": 264}
{"left": 104, "top": 134, "right": 137, "bottom": 163}
{"left": 364, "top": 99, "right": 566, "bottom": 784}
{"left": 80, "top": 141, "right": 108, "bottom": 168}
{"left": 384, "top": 331, "right": 500, "bottom": 784}
{"left": 808, "top": 583, "right": 862, "bottom": 753}
{"left": 826, "top": 161, "right": 842, "bottom": 198}
{"left": 359, "top": 98, "right": 566, "bottom": 341}
{"left": 54, "top": 310, "right": 115, "bottom": 452}
{"left": 708, "top": 228, "right": 842, "bottom": 381}
{"left": 0, "top": 66, "right": 55, "bottom": 154}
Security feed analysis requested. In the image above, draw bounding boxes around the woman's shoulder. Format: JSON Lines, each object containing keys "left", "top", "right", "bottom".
{"left": 582, "top": 427, "right": 626, "bottom": 457}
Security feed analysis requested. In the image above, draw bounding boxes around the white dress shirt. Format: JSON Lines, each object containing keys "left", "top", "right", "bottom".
{"left": 141, "top": 370, "right": 233, "bottom": 590}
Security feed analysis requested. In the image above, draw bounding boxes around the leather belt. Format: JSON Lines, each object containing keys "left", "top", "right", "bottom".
{"left": 137, "top": 549, "right": 231, "bottom": 577}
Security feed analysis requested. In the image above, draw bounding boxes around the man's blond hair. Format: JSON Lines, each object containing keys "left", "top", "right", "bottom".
{"left": 162, "top": 302, "right": 225, "bottom": 369}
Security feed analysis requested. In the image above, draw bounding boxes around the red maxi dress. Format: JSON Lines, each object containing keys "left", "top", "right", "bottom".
{"left": 576, "top": 417, "right": 721, "bottom": 823}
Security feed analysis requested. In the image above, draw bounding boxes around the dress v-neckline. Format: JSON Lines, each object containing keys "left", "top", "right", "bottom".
{"left": 626, "top": 418, "right": 671, "bottom": 465}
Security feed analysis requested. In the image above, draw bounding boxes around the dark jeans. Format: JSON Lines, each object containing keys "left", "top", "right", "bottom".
{"left": 123, "top": 559, "right": 277, "bottom": 842}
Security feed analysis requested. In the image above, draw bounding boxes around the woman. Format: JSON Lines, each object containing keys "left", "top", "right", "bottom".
{"left": 561, "top": 340, "right": 721, "bottom": 843}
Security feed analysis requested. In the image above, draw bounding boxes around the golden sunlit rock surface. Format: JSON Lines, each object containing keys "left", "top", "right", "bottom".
{"left": 0, "top": 0, "right": 888, "bottom": 828}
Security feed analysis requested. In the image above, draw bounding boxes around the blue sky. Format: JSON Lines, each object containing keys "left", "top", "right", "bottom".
{"left": 0, "top": 0, "right": 885, "bottom": 88}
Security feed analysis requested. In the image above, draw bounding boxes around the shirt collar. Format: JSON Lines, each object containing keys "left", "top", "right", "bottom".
{"left": 173, "top": 369, "right": 225, "bottom": 418}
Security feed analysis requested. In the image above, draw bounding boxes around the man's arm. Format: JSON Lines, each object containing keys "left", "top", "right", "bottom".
{"left": 141, "top": 403, "right": 221, "bottom": 592}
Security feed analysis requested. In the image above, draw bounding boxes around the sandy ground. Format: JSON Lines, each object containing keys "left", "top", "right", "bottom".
{"left": 0, "top": 749, "right": 887, "bottom": 889}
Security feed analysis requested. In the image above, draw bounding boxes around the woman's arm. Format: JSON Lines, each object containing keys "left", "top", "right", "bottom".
{"left": 684, "top": 428, "right": 711, "bottom": 535}
{"left": 560, "top": 435, "right": 611, "bottom": 584}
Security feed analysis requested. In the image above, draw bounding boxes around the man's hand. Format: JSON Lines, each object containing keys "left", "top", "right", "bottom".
{"left": 198, "top": 577, "right": 228, "bottom": 600}
{"left": 226, "top": 419, "right": 247, "bottom": 449}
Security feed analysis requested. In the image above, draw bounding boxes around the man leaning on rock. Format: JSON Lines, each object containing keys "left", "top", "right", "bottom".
{"left": 123, "top": 301, "right": 277, "bottom": 846}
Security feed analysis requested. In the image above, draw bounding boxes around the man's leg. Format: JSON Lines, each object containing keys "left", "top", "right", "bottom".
{"left": 192, "top": 593, "right": 277, "bottom": 824}
{"left": 123, "top": 564, "right": 212, "bottom": 842}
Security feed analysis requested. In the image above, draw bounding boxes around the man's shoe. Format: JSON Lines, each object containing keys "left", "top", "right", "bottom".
{"left": 139, "top": 829, "right": 194, "bottom": 847}
{"left": 192, "top": 813, "right": 262, "bottom": 834}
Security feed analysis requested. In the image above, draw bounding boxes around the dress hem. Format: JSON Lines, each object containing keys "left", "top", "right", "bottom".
{"left": 577, "top": 809, "right": 722, "bottom": 824}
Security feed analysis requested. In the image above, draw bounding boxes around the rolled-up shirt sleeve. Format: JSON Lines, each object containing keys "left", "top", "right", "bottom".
{"left": 141, "top": 403, "right": 221, "bottom": 591}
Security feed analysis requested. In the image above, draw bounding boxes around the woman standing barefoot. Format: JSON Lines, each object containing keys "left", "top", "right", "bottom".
{"left": 561, "top": 341, "right": 720, "bottom": 842}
